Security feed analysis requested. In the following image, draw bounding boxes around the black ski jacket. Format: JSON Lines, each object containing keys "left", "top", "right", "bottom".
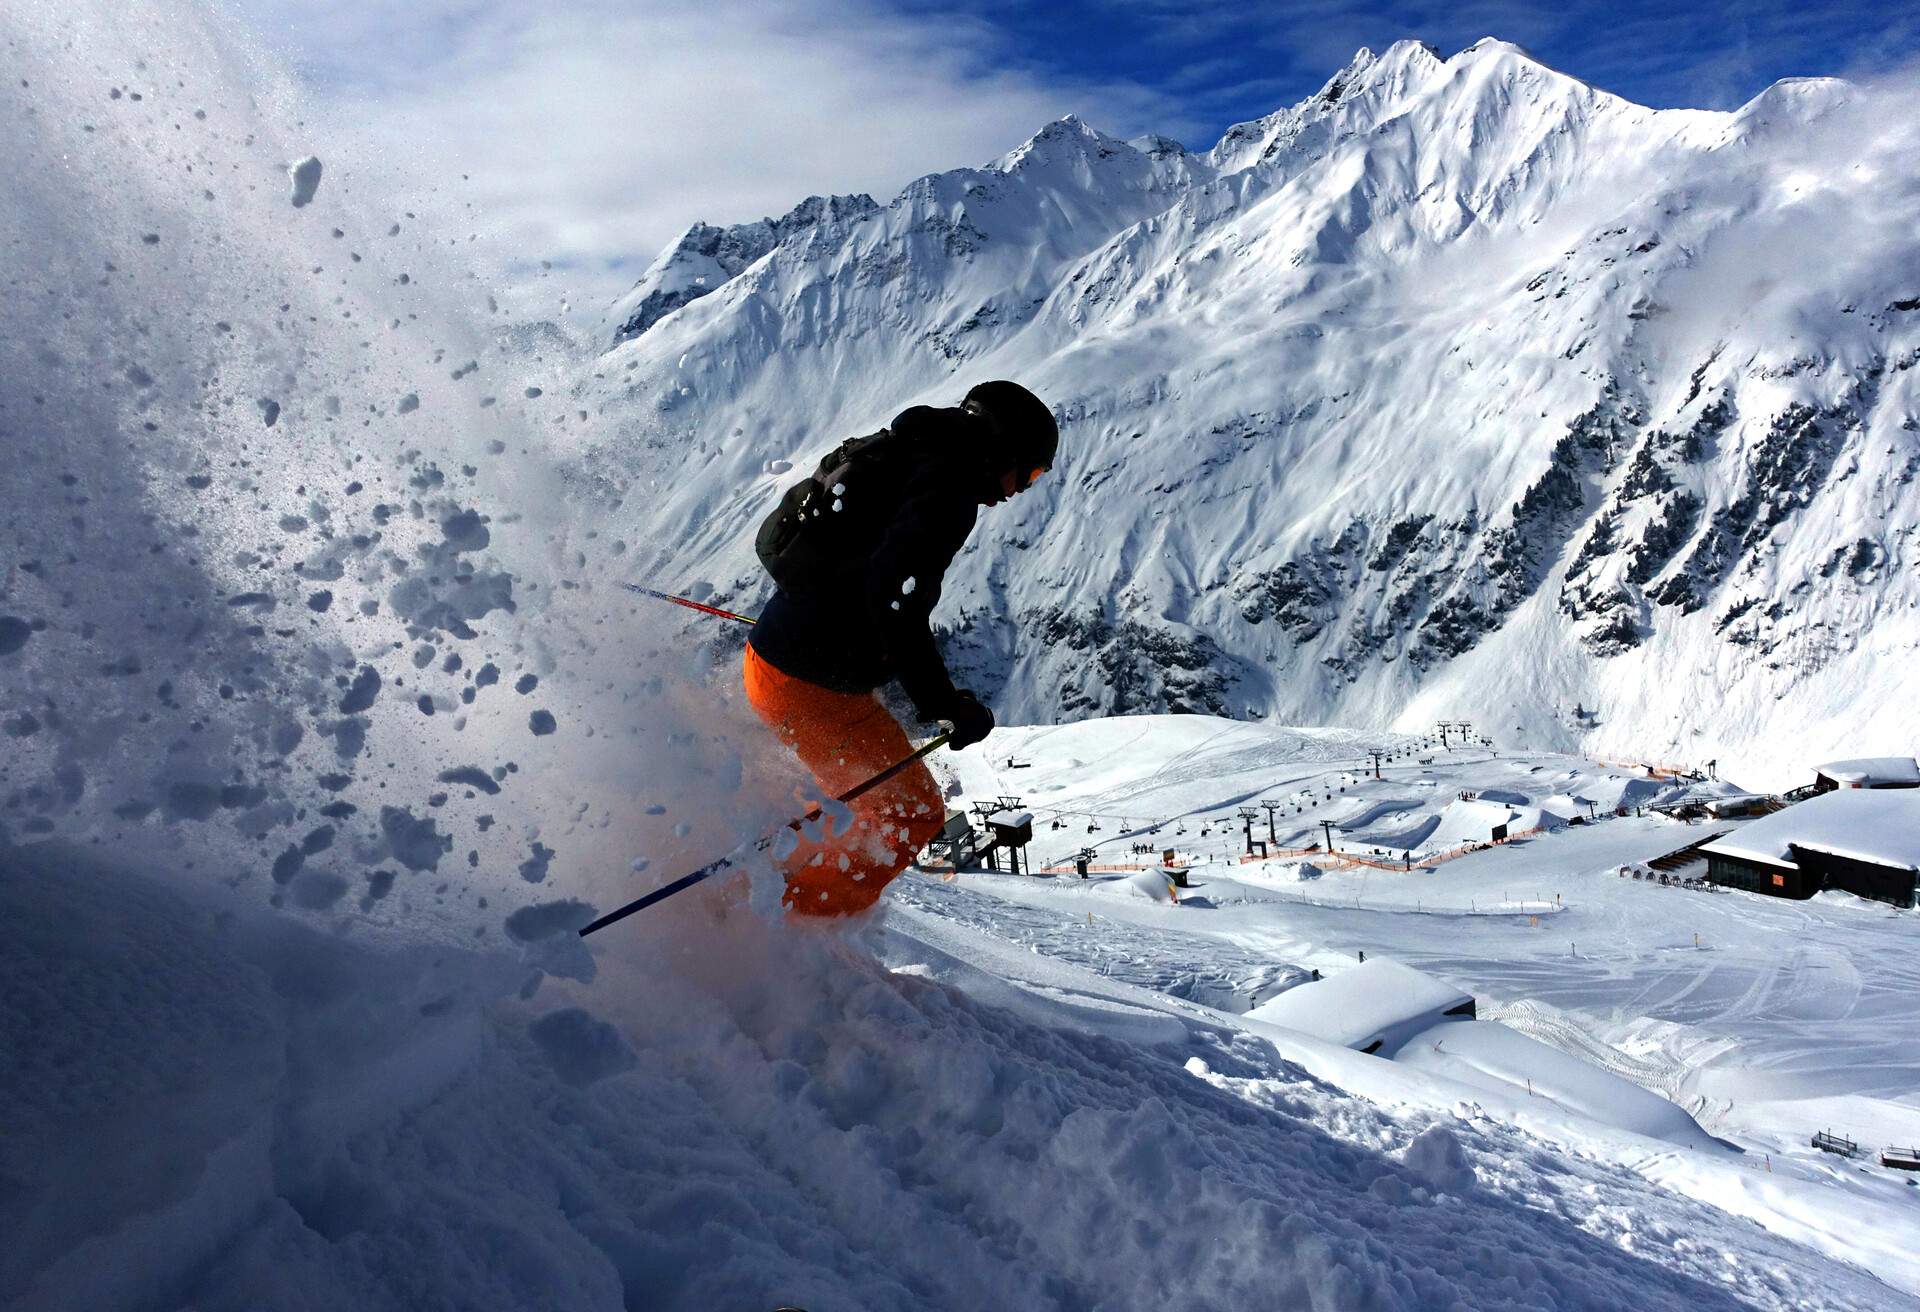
{"left": 748, "top": 405, "right": 985, "bottom": 714}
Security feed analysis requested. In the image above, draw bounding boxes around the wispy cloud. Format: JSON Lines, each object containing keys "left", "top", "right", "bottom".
{"left": 228, "top": 0, "right": 1196, "bottom": 318}
{"left": 223, "top": 0, "right": 1918, "bottom": 322}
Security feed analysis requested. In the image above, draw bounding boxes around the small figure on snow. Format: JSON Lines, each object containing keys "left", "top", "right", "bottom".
{"left": 746, "top": 381, "right": 1058, "bottom": 916}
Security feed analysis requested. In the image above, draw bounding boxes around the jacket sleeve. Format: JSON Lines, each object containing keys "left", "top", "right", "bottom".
{"left": 866, "top": 482, "right": 976, "bottom": 716}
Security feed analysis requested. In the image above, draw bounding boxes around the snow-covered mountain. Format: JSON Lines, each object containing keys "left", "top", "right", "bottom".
{"left": 578, "top": 39, "right": 1920, "bottom": 787}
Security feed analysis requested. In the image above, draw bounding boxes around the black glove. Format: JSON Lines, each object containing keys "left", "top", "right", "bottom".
{"left": 935, "top": 690, "right": 994, "bottom": 751}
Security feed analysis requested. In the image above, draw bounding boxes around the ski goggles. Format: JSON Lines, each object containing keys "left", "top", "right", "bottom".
{"left": 999, "top": 464, "right": 1049, "bottom": 497}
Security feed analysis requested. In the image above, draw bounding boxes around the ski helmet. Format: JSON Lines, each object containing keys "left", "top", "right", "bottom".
{"left": 963, "top": 380, "right": 1058, "bottom": 480}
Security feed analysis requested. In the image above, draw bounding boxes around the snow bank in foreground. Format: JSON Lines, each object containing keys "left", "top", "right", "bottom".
{"left": 6, "top": 835, "right": 1880, "bottom": 1312}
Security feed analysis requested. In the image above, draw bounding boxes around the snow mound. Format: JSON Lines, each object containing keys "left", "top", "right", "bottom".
{"left": 1393, "top": 1021, "right": 1719, "bottom": 1150}
{"left": 1091, "top": 869, "right": 1180, "bottom": 902}
{"left": 1237, "top": 860, "right": 1325, "bottom": 885}
{"left": 1402, "top": 1124, "right": 1475, "bottom": 1193}
{"left": 1424, "top": 797, "right": 1561, "bottom": 849}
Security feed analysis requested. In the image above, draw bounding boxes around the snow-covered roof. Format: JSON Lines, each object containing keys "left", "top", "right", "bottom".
{"left": 1813, "top": 756, "right": 1920, "bottom": 787}
{"left": 986, "top": 809, "right": 1033, "bottom": 829}
{"left": 1701, "top": 789, "right": 1920, "bottom": 871}
{"left": 1247, "top": 958, "right": 1473, "bottom": 1053}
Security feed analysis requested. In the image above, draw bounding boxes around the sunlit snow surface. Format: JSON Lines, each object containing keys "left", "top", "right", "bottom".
{"left": 4, "top": 4, "right": 1920, "bottom": 1310}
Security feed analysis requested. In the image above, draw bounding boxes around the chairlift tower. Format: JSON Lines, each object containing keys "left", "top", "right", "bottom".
{"left": 1259, "top": 799, "right": 1281, "bottom": 843}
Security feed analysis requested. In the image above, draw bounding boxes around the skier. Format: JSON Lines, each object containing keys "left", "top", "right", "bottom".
{"left": 745, "top": 380, "right": 1058, "bottom": 916}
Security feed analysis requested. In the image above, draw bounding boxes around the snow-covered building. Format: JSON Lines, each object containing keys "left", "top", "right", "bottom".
{"left": 1812, "top": 756, "right": 1920, "bottom": 793}
{"left": 1246, "top": 958, "right": 1475, "bottom": 1054}
{"left": 1701, "top": 790, "right": 1920, "bottom": 907}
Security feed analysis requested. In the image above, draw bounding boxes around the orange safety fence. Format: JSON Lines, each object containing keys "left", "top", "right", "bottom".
{"left": 1591, "top": 757, "right": 1700, "bottom": 780}
{"left": 1238, "top": 845, "right": 1326, "bottom": 863}
{"left": 1272, "top": 825, "right": 1551, "bottom": 873}
{"left": 1034, "top": 862, "right": 1164, "bottom": 875}
{"left": 1034, "top": 824, "right": 1551, "bottom": 877}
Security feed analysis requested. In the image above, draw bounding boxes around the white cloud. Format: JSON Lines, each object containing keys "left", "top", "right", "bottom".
{"left": 226, "top": 0, "right": 1197, "bottom": 318}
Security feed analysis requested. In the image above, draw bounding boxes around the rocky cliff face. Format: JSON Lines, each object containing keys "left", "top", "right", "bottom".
{"left": 563, "top": 39, "right": 1920, "bottom": 785}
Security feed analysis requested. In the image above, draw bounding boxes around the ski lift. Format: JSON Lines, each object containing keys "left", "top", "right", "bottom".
{"left": 1051, "top": 818, "right": 1065, "bottom": 831}
{"left": 1087, "top": 817, "right": 1102, "bottom": 833}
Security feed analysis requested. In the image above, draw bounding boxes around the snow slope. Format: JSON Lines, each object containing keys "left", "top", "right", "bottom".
{"left": 1393, "top": 1019, "right": 1721, "bottom": 1150}
{"left": 571, "top": 38, "right": 1920, "bottom": 788}
{"left": 16, "top": 831, "right": 1915, "bottom": 1310}
{"left": 936, "top": 713, "right": 1920, "bottom": 1293}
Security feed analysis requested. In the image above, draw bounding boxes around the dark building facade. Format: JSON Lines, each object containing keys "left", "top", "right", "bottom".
{"left": 1705, "top": 844, "right": 1917, "bottom": 908}
{"left": 1704, "top": 852, "right": 1818, "bottom": 900}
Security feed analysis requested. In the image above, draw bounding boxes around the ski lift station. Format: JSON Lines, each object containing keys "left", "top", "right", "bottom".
{"left": 1700, "top": 788, "right": 1920, "bottom": 907}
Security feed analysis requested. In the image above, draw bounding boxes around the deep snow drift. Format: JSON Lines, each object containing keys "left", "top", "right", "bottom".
{"left": 5, "top": 4, "right": 1918, "bottom": 1310}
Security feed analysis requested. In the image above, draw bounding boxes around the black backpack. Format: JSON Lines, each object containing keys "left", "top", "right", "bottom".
{"left": 755, "top": 425, "right": 932, "bottom": 594}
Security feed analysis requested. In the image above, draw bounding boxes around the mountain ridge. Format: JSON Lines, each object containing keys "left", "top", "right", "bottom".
{"left": 574, "top": 38, "right": 1920, "bottom": 788}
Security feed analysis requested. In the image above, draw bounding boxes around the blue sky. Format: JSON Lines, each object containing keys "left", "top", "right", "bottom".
{"left": 234, "top": 0, "right": 1919, "bottom": 318}
{"left": 888, "top": 0, "right": 1920, "bottom": 140}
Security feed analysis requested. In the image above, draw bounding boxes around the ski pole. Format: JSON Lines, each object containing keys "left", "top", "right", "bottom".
{"left": 578, "top": 729, "right": 953, "bottom": 937}
{"left": 619, "top": 582, "right": 756, "bottom": 625}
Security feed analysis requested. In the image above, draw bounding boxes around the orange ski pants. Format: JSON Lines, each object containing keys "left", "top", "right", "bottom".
{"left": 742, "top": 643, "right": 944, "bottom": 916}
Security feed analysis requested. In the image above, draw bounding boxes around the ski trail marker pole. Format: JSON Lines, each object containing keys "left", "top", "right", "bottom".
{"left": 578, "top": 730, "right": 953, "bottom": 937}
{"left": 619, "top": 582, "right": 756, "bottom": 625}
